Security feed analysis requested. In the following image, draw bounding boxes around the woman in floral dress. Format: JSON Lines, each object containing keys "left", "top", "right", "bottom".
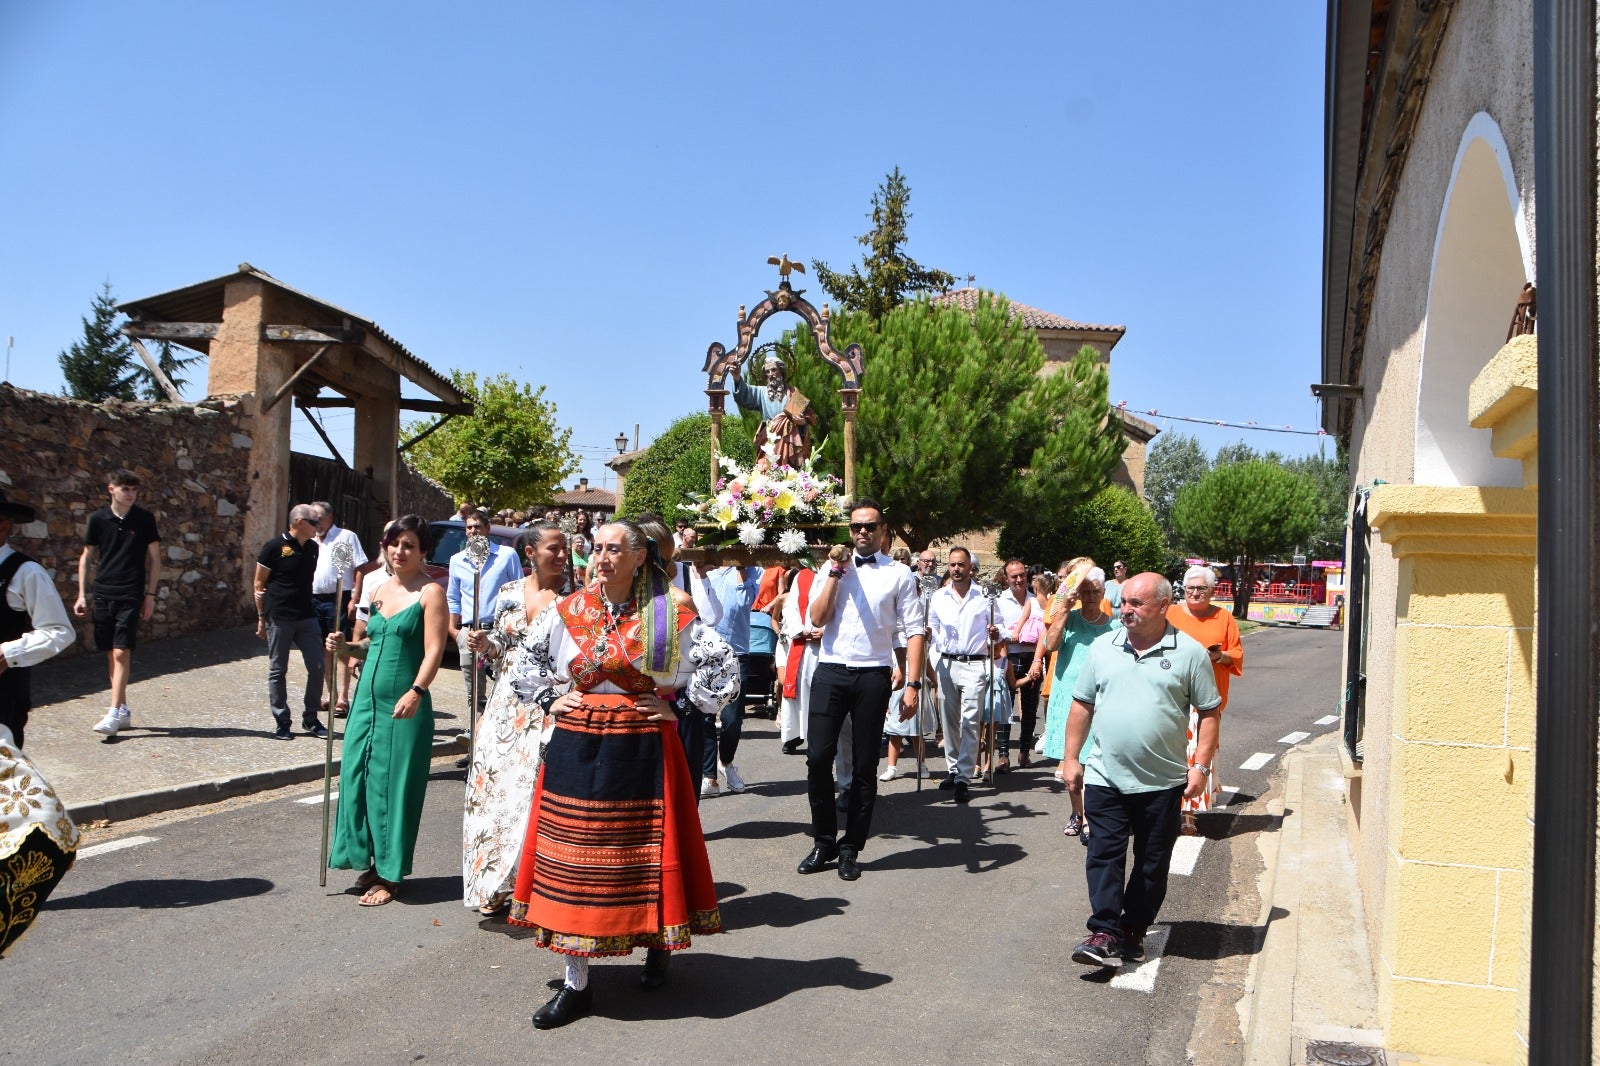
{"left": 461, "top": 520, "right": 571, "bottom": 915}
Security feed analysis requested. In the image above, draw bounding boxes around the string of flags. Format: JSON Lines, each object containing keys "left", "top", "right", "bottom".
{"left": 1116, "top": 402, "right": 1329, "bottom": 437}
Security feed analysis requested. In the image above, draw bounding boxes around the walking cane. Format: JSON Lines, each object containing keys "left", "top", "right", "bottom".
{"left": 980, "top": 574, "right": 1003, "bottom": 787}
{"left": 465, "top": 533, "right": 491, "bottom": 760}
{"left": 319, "top": 540, "right": 356, "bottom": 887}
{"left": 916, "top": 572, "right": 937, "bottom": 794}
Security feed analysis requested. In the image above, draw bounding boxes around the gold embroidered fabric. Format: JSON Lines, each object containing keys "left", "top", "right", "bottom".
{"left": 0, "top": 731, "right": 79, "bottom": 860}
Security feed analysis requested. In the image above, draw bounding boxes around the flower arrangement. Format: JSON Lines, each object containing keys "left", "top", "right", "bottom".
{"left": 680, "top": 445, "right": 850, "bottom": 555}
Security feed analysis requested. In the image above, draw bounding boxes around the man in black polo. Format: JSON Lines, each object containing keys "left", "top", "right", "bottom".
{"left": 76, "top": 468, "right": 162, "bottom": 738}
{"left": 253, "top": 504, "right": 328, "bottom": 741}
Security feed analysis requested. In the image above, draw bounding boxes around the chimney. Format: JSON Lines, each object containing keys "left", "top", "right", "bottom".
{"left": 579, "top": 477, "right": 589, "bottom": 491}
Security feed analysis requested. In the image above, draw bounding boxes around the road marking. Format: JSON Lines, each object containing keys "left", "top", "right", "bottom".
{"left": 78, "top": 835, "right": 158, "bottom": 859}
{"left": 1220, "top": 785, "right": 1240, "bottom": 804}
{"left": 1315, "top": 714, "right": 1339, "bottom": 726}
{"left": 1240, "top": 752, "right": 1274, "bottom": 771}
{"left": 296, "top": 792, "right": 338, "bottom": 805}
{"left": 1279, "top": 731, "right": 1311, "bottom": 745}
{"left": 1168, "top": 835, "right": 1204, "bottom": 876}
{"left": 1110, "top": 924, "right": 1171, "bottom": 993}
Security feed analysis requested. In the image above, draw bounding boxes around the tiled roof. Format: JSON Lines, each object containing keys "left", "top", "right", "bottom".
{"left": 931, "top": 288, "right": 1126, "bottom": 334}
{"left": 554, "top": 487, "right": 617, "bottom": 508}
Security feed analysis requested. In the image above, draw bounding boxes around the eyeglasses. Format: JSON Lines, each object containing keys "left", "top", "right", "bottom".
{"left": 1183, "top": 586, "right": 1210, "bottom": 595}
{"left": 849, "top": 522, "right": 879, "bottom": 533}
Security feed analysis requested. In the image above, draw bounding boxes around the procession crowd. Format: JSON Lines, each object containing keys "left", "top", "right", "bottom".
{"left": 0, "top": 471, "right": 1244, "bottom": 1034}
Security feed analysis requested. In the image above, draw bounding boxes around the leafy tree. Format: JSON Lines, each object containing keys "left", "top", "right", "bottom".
{"left": 619, "top": 412, "right": 755, "bottom": 521}
{"left": 811, "top": 166, "right": 955, "bottom": 320}
{"left": 405, "top": 370, "right": 577, "bottom": 513}
{"left": 58, "top": 282, "right": 138, "bottom": 402}
{"left": 1171, "top": 461, "right": 1322, "bottom": 616}
{"left": 1283, "top": 444, "right": 1350, "bottom": 562}
{"left": 133, "top": 340, "right": 203, "bottom": 401}
{"left": 773, "top": 294, "right": 1124, "bottom": 548}
{"left": 997, "top": 484, "right": 1165, "bottom": 574}
{"left": 1143, "top": 431, "right": 1209, "bottom": 558}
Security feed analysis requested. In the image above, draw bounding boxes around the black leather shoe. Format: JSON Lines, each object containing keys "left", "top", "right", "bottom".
{"left": 797, "top": 843, "right": 838, "bottom": 874}
{"left": 954, "top": 780, "right": 971, "bottom": 804}
{"left": 837, "top": 848, "right": 861, "bottom": 881}
{"left": 782, "top": 737, "right": 804, "bottom": 755}
{"left": 640, "top": 947, "right": 670, "bottom": 990}
{"left": 531, "top": 985, "right": 592, "bottom": 1029}
{"left": 938, "top": 773, "right": 956, "bottom": 790}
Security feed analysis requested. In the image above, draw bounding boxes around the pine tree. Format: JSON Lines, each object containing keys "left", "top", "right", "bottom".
{"left": 58, "top": 282, "right": 138, "bottom": 402}
{"left": 811, "top": 167, "right": 955, "bottom": 320}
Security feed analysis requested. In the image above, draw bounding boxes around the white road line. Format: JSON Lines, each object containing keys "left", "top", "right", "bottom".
{"left": 1110, "top": 924, "right": 1171, "bottom": 993}
{"left": 1220, "top": 785, "right": 1240, "bottom": 804}
{"left": 1168, "top": 834, "right": 1205, "bottom": 876}
{"left": 1240, "top": 752, "right": 1274, "bottom": 771}
{"left": 78, "top": 835, "right": 158, "bottom": 859}
{"left": 1279, "top": 731, "right": 1311, "bottom": 745}
{"left": 296, "top": 792, "right": 338, "bottom": 805}
{"left": 1315, "top": 714, "right": 1339, "bottom": 726}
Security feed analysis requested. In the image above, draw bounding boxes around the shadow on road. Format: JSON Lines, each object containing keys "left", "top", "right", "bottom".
{"left": 703, "top": 819, "right": 811, "bottom": 842}
{"left": 46, "top": 876, "right": 274, "bottom": 910}
{"left": 1164, "top": 905, "right": 1290, "bottom": 962}
{"left": 392, "top": 874, "right": 462, "bottom": 906}
{"left": 595, "top": 952, "right": 892, "bottom": 1020}
{"left": 719, "top": 889, "right": 849, "bottom": 930}
{"left": 1208, "top": 808, "right": 1289, "bottom": 840}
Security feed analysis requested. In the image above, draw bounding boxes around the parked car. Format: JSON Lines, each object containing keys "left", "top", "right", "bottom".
{"left": 425, "top": 520, "right": 529, "bottom": 666}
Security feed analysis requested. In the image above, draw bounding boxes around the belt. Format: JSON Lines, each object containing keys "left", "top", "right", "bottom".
{"left": 943, "top": 652, "right": 988, "bottom": 662}
{"left": 817, "top": 662, "right": 892, "bottom": 673}
{"left": 313, "top": 592, "right": 338, "bottom": 602}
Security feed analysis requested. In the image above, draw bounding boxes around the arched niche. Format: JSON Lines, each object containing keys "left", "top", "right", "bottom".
{"left": 1415, "top": 113, "right": 1530, "bottom": 487}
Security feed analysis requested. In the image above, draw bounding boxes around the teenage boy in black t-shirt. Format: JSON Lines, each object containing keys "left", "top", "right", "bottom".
{"left": 253, "top": 504, "right": 328, "bottom": 741}
{"left": 75, "top": 469, "right": 162, "bottom": 738}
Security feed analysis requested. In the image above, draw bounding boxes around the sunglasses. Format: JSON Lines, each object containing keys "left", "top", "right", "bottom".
{"left": 849, "top": 522, "right": 879, "bottom": 533}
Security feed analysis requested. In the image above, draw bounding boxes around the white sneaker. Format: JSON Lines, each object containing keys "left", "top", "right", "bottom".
{"left": 722, "top": 764, "right": 747, "bottom": 793}
{"left": 700, "top": 777, "right": 720, "bottom": 798}
{"left": 878, "top": 765, "right": 899, "bottom": 782}
{"left": 93, "top": 706, "right": 130, "bottom": 736}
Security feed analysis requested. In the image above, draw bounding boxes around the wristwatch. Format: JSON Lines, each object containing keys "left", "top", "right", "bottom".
{"left": 410, "top": 684, "right": 427, "bottom": 697}
{"left": 906, "top": 680, "right": 923, "bottom": 690}
{"left": 1193, "top": 763, "right": 1212, "bottom": 776}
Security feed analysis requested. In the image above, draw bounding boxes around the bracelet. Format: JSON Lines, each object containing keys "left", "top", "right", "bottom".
{"left": 410, "top": 684, "right": 427, "bottom": 697}
{"left": 828, "top": 567, "right": 846, "bottom": 579}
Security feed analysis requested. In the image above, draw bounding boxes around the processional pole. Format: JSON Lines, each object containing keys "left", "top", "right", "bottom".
{"left": 319, "top": 540, "right": 356, "bottom": 886}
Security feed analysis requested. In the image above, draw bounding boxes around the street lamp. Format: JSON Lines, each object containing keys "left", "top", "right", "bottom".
{"left": 615, "top": 431, "right": 629, "bottom": 453}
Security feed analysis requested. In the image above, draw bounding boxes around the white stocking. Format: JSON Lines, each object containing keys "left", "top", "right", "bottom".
{"left": 564, "top": 957, "right": 590, "bottom": 991}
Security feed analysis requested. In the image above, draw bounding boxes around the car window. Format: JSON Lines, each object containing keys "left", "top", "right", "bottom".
{"left": 431, "top": 525, "right": 466, "bottom": 566}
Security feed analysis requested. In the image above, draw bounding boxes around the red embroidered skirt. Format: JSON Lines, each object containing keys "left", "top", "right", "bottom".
{"left": 509, "top": 694, "right": 721, "bottom": 956}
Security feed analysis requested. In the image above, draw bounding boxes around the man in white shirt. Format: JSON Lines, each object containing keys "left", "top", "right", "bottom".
{"left": 0, "top": 490, "right": 77, "bottom": 748}
{"left": 311, "top": 502, "right": 370, "bottom": 714}
{"left": 776, "top": 566, "right": 820, "bottom": 755}
{"left": 800, "top": 499, "right": 926, "bottom": 882}
{"left": 927, "top": 547, "right": 1000, "bottom": 802}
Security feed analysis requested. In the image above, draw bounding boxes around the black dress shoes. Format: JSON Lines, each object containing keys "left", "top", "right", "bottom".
{"left": 640, "top": 947, "right": 670, "bottom": 990}
{"left": 938, "top": 773, "right": 956, "bottom": 790}
{"left": 954, "top": 779, "right": 971, "bottom": 804}
{"left": 797, "top": 843, "right": 839, "bottom": 874}
{"left": 837, "top": 848, "right": 861, "bottom": 881}
{"left": 531, "top": 985, "right": 593, "bottom": 1029}
{"left": 781, "top": 737, "right": 804, "bottom": 755}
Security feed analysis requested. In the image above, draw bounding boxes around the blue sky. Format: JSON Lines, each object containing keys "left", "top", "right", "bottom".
{"left": 0, "top": 2, "right": 1333, "bottom": 496}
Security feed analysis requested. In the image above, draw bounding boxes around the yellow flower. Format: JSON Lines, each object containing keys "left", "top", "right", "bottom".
{"left": 773, "top": 488, "right": 796, "bottom": 512}
{"left": 713, "top": 504, "right": 736, "bottom": 529}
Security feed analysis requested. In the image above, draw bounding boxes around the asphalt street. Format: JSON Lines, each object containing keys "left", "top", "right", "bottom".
{"left": 8, "top": 627, "right": 1344, "bottom": 1066}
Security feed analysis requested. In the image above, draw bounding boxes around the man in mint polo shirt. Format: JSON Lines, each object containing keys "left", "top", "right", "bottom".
{"left": 1061, "top": 571, "right": 1221, "bottom": 968}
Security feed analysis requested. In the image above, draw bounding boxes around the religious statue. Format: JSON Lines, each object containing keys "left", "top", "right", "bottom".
{"left": 729, "top": 350, "right": 818, "bottom": 471}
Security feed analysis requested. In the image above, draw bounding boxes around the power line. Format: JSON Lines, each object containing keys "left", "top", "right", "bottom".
{"left": 1116, "top": 402, "right": 1329, "bottom": 437}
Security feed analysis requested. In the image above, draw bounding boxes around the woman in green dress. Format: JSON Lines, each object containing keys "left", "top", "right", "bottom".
{"left": 326, "top": 514, "right": 448, "bottom": 906}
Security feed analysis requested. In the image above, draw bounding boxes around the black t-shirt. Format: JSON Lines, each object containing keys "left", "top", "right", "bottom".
{"left": 85, "top": 504, "right": 162, "bottom": 601}
{"left": 257, "top": 533, "right": 319, "bottom": 622}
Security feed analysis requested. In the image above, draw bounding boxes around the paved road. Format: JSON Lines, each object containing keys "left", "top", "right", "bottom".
{"left": 9, "top": 627, "right": 1345, "bottom": 1066}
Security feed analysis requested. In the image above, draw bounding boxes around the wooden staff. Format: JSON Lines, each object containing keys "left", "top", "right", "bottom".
{"left": 319, "top": 540, "right": 356, "bottom": 886}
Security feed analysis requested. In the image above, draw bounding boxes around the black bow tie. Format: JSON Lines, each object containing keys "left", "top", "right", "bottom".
{"left": 854, "top": 555, "right": 876, "bottom": 567}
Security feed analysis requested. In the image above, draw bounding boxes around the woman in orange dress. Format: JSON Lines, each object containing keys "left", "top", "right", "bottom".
{"left": 1167, "top": 565, "right": 1243, "bottom": 834}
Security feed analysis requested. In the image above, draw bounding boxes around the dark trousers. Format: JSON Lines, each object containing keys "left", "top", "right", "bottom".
{"left": 675, "top": 691, "right": 706, "bottom": 802}
{"left": 1007, "top": 651, "right": 1041, "bottom": 753}
{"left": 806, "top": 662, "right": 892, "bottom": 852}
{"left": 1083, "top": 782, "right": 1184, "bottom": 938}
{"left": 701, "top": 655, "right": 749, "bottom": 777}
{"left": 266, "top": 617, "right": 326, "bottom": 727}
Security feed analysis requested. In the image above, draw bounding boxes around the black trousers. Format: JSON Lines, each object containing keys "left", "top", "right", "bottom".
{"left": 806, "top": 662, "right": 892, "bottom": 852}
{"left": 1083, "top": 782, "right": 1184, "bottom": 938}
{"left": 1007, "top": 651, "right": 1041, "bottom": 751}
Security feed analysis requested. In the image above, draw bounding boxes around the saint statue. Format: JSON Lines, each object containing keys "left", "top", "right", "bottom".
{"left": 729, "top": 351, "right": 818, "bottom": 471}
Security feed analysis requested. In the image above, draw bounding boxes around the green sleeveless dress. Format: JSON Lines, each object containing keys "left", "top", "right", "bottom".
{"left": 330, "top": 599, "right": 434, "bottom": 882}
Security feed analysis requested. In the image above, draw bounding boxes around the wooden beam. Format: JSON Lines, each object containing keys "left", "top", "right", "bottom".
{"left": 121, "top": 321, "right": 218, "bottom": 341}
{"left": 294, "top": 399, "right": 348, "bottom": 466}
{"left": 126, "top": 336, "right": 184, "bottom": 403}
{"left": 399, "top": 413, "right": 455, "bottom": 454}
{"left": 261, "top": 344, "right": 331, "bottom": 413}
{"left": 263, "top": 324, "right": 365, "bottom": 345}
{"left": 297, "top": 395, "right": 472, "bottom": 415}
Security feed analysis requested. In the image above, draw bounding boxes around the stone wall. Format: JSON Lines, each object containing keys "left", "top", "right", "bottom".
{"left": 396, "top": 458, "right": 453, "bottom": 525}
{"left": 0, "top": 383, "right": 255, "bottom": 656}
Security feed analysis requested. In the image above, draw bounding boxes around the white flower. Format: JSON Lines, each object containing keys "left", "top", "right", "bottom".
{"left": 738, "top": 521, "right": 765, "bottom": 547}
{"left": 777, "top": 528, "right": 807, "bottom": 554}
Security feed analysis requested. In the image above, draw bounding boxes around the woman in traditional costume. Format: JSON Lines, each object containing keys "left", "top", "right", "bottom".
{"left": 509, "top": 520, "right": 739, "bottom": 1029}
{"left": 326, "top": 514, "right": 449, "bottom": 906}
{"left": 462, "top": 520, "right": 569, "bottom": 916}
{"left": 1167, "top": 564, "right": 1243, "bottom": 835}
{"left": 0, "top": 725, "right": 78, "bottom": 957}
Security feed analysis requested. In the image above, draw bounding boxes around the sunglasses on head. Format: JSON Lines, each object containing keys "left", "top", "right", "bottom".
{"left": 849, "top": 522, "right": 879, "bottom": 533}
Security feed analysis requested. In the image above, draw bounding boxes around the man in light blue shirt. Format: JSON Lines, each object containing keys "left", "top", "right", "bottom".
{"left": 446, "top": 510, "right": 524, "bottom": 723}
{"left": 1061, "top": 571, "right": 1221, "bottom": 970}
{"left": 700, "top": 565, "right": 761, "bottom": 796}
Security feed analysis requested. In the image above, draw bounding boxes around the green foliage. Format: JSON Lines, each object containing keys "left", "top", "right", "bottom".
{"left": 776, "top": 295, "right": 1124, "bottom": 548}
{"left": 1143, "top": 432, "right": 1209, "bottom": 556}
{"left": 133, "top": 340, "right": 203, "bottom": 401}
{"left": 811, "top": 167, "right": 955, "bottom": 320}
{"left": 997, "top": 484, "right": 1165, "bottom": 574}
{"left": 1171, "top": 460, "right": 1322, "bottom": 615}
{"left": 619, "top": 412, "right": 755, "bottom": 521}
{"left": 1283, "top": 445, "right": 1350, "bottom": 561}
{"left": 58, "top": 282, "right": 138, "bottom": 402}
{"left": 404, "top": 370, "right": 577, "bottom": 512}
